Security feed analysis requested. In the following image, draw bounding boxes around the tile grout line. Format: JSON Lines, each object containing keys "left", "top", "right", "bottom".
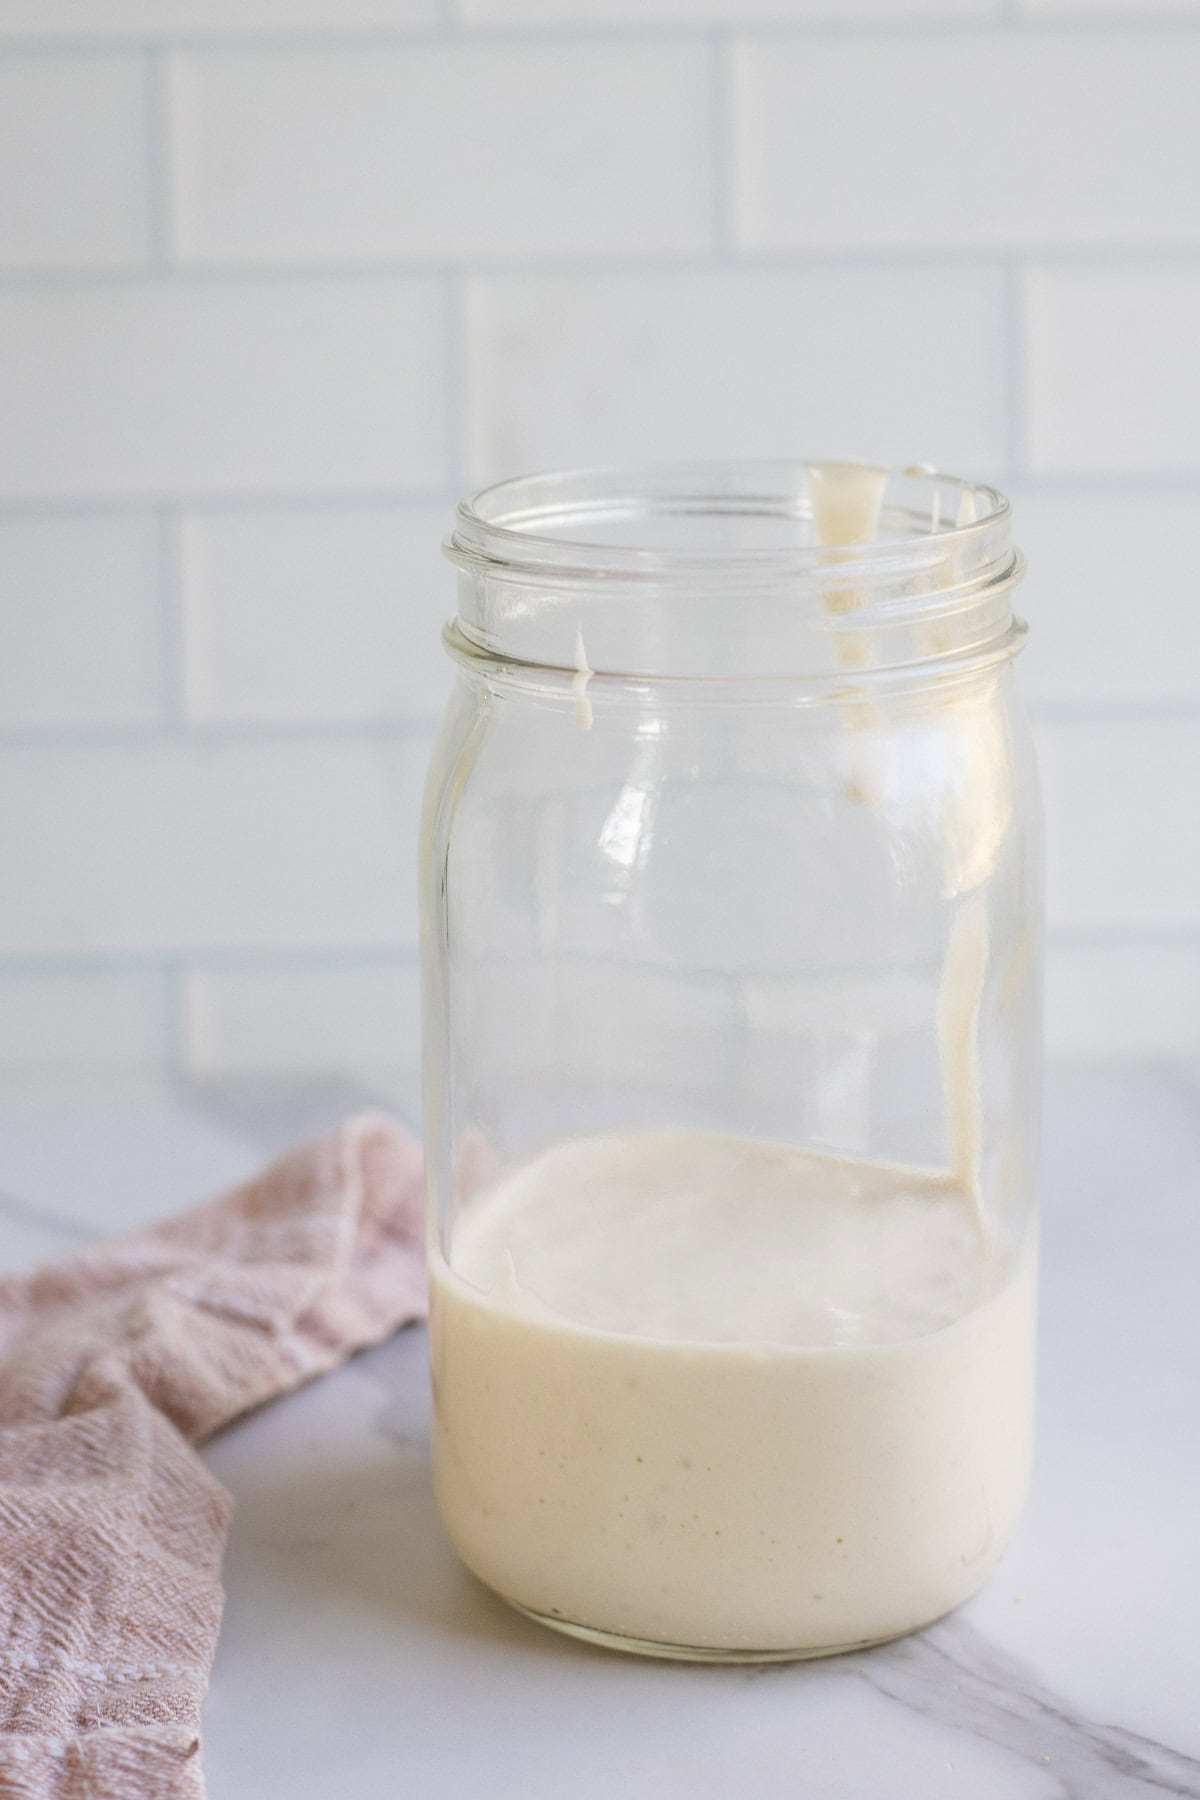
{"left": 0, "top": 932, "right": 1196, "bottom": 981}
{"left": 2, "top": 473, "right": 1200, "bottom": 525}
{"left": 3, "top": 16, "right": 1200, "bottom": 54}
{"left": 0, "top": 719, "right": 443, "bottom": 751}
{"left": 1028, "top": 700, "right": 1200, "bottom": 725}
{"left": 0, "top": 948, "right": 423, "bottom": 977}
{"left": 0, "top": 490, "right": 462, "bottom": 520}
{"left": 4, "top": 244, "right": 1200, "bottom": 291}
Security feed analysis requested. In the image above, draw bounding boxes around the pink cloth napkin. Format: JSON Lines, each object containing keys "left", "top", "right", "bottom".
{"left": 0, "top": 1114, "right": 426, "bottom": 1800}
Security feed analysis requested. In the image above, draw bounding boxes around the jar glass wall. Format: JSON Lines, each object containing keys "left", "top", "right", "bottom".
{"left": 421, "top": 462, "right": 1042, "bottom": 1661}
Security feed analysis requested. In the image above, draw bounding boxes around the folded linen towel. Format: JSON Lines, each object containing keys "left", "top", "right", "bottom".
{"left": 0, "top": 1114, "right": 426, "bottom": 1800}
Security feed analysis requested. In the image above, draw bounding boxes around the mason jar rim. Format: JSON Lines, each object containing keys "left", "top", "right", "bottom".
{"left": 443, "top": 460, "right": 1025, "bottom": 684}
{"left": 447, "top": 460, "right": 1013, "bottom": 589}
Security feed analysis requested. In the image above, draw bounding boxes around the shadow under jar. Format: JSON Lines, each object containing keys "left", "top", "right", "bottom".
{"left": 421, "top": 461, "right": 1042, "bottom": 1662}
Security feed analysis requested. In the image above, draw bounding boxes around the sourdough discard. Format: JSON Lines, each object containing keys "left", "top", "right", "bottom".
{"left": 431, "top": 1128, "right": 1035, "bottom": 1655}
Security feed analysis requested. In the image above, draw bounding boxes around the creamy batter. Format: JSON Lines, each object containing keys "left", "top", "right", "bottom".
{"left": 430, "top": 1129, "right": 1035, "bottom": 1656}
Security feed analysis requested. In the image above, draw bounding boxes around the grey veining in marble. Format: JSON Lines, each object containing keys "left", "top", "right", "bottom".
{"left": 852, "top": 1620, "right": 1200, "bottom": 1799}
{"left": 1, "top": 1065, "right": 1197, "bottom": 1799}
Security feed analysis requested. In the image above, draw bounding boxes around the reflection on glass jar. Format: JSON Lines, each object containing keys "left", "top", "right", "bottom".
{"left": 421, "top": 461, "right": 1042, "bottom": 1661}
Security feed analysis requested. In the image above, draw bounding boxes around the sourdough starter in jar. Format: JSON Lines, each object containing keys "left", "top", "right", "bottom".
{"left": 431, "top": 1130, "right": 1034, "bottom": 1656}
{"left": 424, "top": 460, "right": 1041, "bottom": 1658}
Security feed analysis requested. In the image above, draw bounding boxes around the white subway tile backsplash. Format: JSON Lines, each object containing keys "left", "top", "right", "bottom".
{"left": 1039, "top": 720, "right": 1200, "bottom": 932}
{"left": 185, "top": 959, "right": 420, "bottom": 1078}
{"left": 1015, "top": 492, "right": 1200, "bottom": 707}
{"left": 0, "top": 56, "right": 148, "bottom": 270}
{"left": 733, "top": 36, "right": 1200, "bottom": 253}
{"left": 1025, "top": 267, "right": 1200, "bottom": 475}
{"left": 0, "top": 968, "right": 167, "bottom": 1073}
{"left": 464, "top": 0, "right": 995, "bottom": 20}
{"left": 1045, "top": 942, "right": 1200, "bottom": 1060}
{"left": 0, "top": 740, "right": 429, "bottom": 955}
{"left": 170, "top": 44, "right": 712, "bottom": 265}
{"left": 0, "top": 18, "right": 1195, "bottom": 1076}
{"left": 466, "top": 269, "right": 1006, "bottom": 479}
{"left": 0, "top": 0, "right": 436, "bottom": 36}
{"left": 0, "top": 516, "right": 163, "bottom": 727}
{"left": 181, "top": 506, "right": 453, "bottom": 723}
{"left": 0, "top": 279, "right": 446, "bottom": 499}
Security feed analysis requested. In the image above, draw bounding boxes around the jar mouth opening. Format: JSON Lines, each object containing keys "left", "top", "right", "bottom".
{"left": 447, "top": 460, "right": 1011, "bottom": 590}
{"left": 445, "top": 460, "right": 1023, "bottom": 682}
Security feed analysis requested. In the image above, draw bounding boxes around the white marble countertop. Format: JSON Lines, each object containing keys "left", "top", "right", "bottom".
{"left": 1, "top": 1065, "right": 1197, "bottom": 1799}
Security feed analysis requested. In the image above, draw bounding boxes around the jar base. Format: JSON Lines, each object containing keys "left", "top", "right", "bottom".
{"left": 505, "top": 1596, "right": 922, "bottom": 1665}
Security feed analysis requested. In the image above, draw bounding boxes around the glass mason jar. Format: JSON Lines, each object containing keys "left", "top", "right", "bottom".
{"left": 421, "top": 461, "right": 1041, "bottom": 1662}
